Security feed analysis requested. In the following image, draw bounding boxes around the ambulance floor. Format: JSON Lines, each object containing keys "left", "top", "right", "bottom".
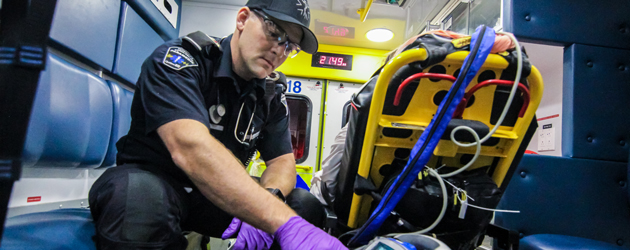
{"left": 185, "top": 234, "right": 495, "bottom": 249}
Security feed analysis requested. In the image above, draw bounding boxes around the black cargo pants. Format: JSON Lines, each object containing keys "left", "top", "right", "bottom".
{"left": 88, "top": 164, "right": 324, "bottom": 250}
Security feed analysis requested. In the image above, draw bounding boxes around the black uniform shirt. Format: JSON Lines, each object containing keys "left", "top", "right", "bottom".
{"left": 116, "top": 34, "right": 293, "bottom": 185}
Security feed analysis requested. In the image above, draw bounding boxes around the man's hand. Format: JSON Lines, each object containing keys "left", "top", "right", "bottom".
{"left": 222, "top": 218, "right": 274, "bottom": 250}
{"left": 274, "top": 216, "right": 348, "bottom": 250}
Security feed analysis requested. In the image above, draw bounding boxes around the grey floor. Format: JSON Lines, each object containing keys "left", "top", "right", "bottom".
{"left": 188, "top": 235, "right": 494, "bottom": 249}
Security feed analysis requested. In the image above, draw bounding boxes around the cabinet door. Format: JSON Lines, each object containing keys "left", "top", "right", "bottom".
{"left": 320, "top": 81, "right": 362, "bottom": 162}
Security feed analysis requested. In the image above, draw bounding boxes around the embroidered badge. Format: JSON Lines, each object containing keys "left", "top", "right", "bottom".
{"left": 162, "top": 47, "right": 198, "bottom": 70}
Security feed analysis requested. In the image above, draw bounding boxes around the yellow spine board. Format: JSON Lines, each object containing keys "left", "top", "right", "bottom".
{"left": 348, "top": 49, "right": 428, "bottom": 227}
{"left": 492, "top": 66, "right": 543, "bottom": 186}
{"left": 345, "top": 49, "right": 544, "bottom": 228}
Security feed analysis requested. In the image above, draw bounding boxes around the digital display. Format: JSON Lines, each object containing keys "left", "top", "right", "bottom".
{"left": 319, "top": 55, "right": 348, "bottom": 67}
{"left": 323, "top": 26, "right": 350, "bottom": 37}
{"left": 311, "top": 52, "right": 353, "bottom": 71}
{"left": 314, "top": 20, "right": 355, "bottom": 38}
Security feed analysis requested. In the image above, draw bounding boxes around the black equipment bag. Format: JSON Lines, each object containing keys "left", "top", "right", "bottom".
{"left": 377, "top": 167, "right": 502, "bottom": 250}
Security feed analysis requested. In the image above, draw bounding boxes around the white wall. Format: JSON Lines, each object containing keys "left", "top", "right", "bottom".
{"left": 520, "top": 42, "right": 564, "bottom": 156}
{"left": 179, "top": 1, "right": 241, "bottom": 37}
{"left": 8, "top": 168, "right": 106, "bottom": 216}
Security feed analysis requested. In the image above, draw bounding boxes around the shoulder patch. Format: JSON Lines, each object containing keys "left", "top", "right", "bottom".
{"left": 162, "top": 47, "right": 198, "bottom": 70}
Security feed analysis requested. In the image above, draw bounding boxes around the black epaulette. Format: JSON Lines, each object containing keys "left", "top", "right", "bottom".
{"left": 182, "top": 31, "right": 223, "bottom": 56}
{"left": 266, "top": 71, "right": 288, "bottom": 94}
{"left": 262, "top": 71, "right": 289, "bottom": 120}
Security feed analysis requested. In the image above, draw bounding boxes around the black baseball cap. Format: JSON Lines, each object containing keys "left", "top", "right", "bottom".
{"left": 246, "top": 0, "right": 318, "bottom": 54}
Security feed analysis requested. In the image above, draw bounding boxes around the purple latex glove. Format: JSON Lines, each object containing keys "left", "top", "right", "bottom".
{"left": 274, "top": 216, "right": 348, "bottom": 250}
{"left": 222, "top": 217, "right": 274, "bottom": 250}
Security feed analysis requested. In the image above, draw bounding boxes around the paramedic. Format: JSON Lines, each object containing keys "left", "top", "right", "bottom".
{"left": 88, "top": 0, "right": 347, "bottom": 249}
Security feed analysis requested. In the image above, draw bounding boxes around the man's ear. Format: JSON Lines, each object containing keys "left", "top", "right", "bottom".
{"left": 235, "top": 7, "right": 250, "bottom": 32}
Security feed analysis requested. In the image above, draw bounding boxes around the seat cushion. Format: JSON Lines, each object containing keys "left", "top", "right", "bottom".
{"left": 22, "top": 54, "right": 113, "bottom": 168}
{"left": 49, "top": 0, "right": 120, "bottom": 70}
{"left": 113, "top": 3, "right": 166, "bottom": 84}
{"left": 521, "top": 234, "right": 626, "bottom": 250}
{"left": 503, "top": 0, "right": 630, "bottom": 49}
{"left": 102, "top": 81, "right": 134, "bottom": 167}
{"left": 0, "top": 209, "right": 96, "bottom": 250}
{"left": 562, "top": 44, "right": 630, "bottom": 162}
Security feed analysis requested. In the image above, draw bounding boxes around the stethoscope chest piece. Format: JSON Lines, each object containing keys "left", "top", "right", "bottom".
{"left": 209, "top": 104, "right": 226, "bottom": 124}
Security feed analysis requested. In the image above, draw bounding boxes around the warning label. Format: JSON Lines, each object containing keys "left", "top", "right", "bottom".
{"left": 27, "top": 196, "right": 42, "bottom": 203}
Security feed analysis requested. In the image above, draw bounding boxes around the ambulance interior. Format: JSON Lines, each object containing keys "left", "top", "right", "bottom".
{"left": 0, "top": 0, "right": 628, "bottom": 249}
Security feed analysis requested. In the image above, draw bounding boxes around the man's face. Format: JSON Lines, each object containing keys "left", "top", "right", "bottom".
{"left": 237, "top": 9, "right": 303, "bottom": 79}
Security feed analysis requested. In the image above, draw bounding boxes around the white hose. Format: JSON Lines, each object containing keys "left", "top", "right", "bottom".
{"left": 442, "top": 31, "right": 523, "bottom": 177}
{"left": 386, "top": 168, "right": 447, "bottom": 237}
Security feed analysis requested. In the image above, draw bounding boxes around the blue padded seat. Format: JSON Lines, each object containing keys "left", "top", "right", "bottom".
{"left": 113, "top": 3, "right": 166, "bottom": 84}
{"left": 0, "top": 209, "right": 96, "bottom": 250}
{"left": 49, "top": 0, "right": 120, "bottom": 71}
{"left": 125, "top": 0, "right": 182, "bottom": 41}
{"left": 503, "top": 0, "right": 630, "bottom": 49}
{"left": 102, "top": 81, "right": 134, "bottom": 167}
{"left": 496, "top": 155, "right": 630, "bottom": 249}
{"left": 562, "top": 44, "right": 630, "bottom": 162}
{"left": 520, "top": 234, "right": 627, "bottom": 250}
{"left": 22, "top": 54, "right": 113, "bottom": 168}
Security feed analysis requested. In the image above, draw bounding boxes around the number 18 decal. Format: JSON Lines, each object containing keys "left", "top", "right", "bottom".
{"left": 287, "top": 80, "right": 302, "bottom": 93}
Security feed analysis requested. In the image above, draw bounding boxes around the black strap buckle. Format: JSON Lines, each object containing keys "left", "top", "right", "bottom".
{"left": 0, "top": 45, "right": 47, "bottom": 69}
{"left": 0, "top": 159, "right": 22, "bottom": 182}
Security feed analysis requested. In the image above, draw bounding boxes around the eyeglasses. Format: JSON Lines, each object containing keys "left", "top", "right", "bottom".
{"left": 252, "top": 9, "right": 301, "bottom": 57}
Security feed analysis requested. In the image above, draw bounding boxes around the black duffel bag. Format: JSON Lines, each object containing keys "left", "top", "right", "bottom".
{"left": 377, "top": 166, "right": 502, "bottom": 250}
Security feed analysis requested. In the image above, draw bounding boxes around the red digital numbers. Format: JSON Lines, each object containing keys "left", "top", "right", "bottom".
{"left": 323, "top": 26, "right": 349, "bottom": 37}
{"left": 338, "top": 58, "right": 345, "bottom": 66}
{"left": 312, "top": 53, "right": 351, "bottom": 70}
{"left": 317, "top": 55, "right": 348, "bottom": 67}
{"left": 335, "top": 28, "right": 348, "bottom": 37}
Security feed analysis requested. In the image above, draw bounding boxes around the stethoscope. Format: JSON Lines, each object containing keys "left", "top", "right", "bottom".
{"left": 208, "top": 82, "right": 262, "bottom": 146}
{"left": 233, "top": 99, "right": 256, "bottom": 146}
{"left": 209, "top": 72, "right": 280, "bottom": 146}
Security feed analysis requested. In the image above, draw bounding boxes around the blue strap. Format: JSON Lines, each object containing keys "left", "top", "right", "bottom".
{"left": 349, "top": 26, "right": 496, "bottom": 246}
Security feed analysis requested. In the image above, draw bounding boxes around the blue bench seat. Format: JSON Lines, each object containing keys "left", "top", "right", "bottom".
{"left": 520, "top": 234, "right": 627, "bottom": 250}
{"left": 0, "top": 209, "right": 96, "bottom": 250}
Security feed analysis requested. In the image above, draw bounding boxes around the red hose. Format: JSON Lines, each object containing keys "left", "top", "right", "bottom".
{"left": 454, "top": 79, "right": 530, "bottom": 118}
{"left": 394, "top": 73, "right": 457, "bottom": 106}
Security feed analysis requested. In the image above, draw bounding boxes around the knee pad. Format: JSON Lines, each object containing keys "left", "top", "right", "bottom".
{"left": 286, "top": 188, "right": 325, "bottom": 227}
{"left": 90, "top": 167, "right": 187, "bottom": 246}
